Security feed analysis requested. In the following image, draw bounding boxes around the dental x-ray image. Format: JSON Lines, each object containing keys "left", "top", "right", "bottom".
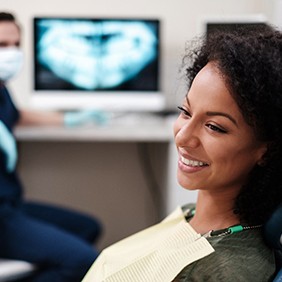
{"left": 34, "top": 18, "right": 160, "bottom": 92}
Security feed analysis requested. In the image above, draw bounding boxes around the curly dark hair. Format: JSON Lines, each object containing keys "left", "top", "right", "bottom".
{"left": 182, "top": 24, "right": 282, "bottom": 226}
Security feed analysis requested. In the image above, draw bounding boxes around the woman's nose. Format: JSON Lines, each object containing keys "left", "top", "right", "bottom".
{"left": 174, "top": 119, "right": 200, "bottom": 149}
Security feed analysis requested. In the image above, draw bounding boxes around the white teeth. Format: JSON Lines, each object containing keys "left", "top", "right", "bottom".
{"left": 180, "top": 156, "right": 207, "bottom": 167}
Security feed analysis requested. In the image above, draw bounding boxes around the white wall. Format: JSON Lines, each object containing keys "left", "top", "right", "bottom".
{"left": 0, "top": 0, "right": 277, "bottom": 110}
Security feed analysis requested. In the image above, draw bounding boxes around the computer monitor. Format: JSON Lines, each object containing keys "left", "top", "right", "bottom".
{"left": 31, "top": 17, "right": 164, "bottom": 111}
{"left": 200, "top": 14, "right": 268, "bottom": 37}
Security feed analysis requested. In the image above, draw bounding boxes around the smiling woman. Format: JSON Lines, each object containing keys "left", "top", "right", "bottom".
{"left": 82, "top": 24, "right": 282, "bottom": 282}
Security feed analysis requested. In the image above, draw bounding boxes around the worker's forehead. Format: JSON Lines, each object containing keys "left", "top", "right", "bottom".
{"left": 0, "top": 21, "right": 20, "bottom": 46}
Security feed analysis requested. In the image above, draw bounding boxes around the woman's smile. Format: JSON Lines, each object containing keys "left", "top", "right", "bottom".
{"left": 180, "top": 155, "right": 209, "bottom": 167}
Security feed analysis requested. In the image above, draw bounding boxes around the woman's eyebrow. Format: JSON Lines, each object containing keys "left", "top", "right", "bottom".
{"left": 206, "top": 111, "right": 238, "bottom": 127}
{"left": 186, "top": 96, "right": 238, "bottom": 126}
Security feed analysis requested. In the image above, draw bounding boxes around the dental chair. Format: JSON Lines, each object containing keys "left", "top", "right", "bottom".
{"left": 264, "top": 204, "right": 282, "bottom": 282}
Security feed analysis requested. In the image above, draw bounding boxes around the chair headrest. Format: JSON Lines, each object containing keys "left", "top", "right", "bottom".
{"left": 263, "top": 204, "right": 282, "bottom": 250}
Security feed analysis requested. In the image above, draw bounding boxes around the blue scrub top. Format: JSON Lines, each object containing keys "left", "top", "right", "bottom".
{"left": 0, "top": 83, "right": 23, "bottom": 208}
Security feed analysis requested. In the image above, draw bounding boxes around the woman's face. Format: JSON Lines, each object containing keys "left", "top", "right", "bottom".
{"left": 174, "top": 63, "right": 266, "bottom": 195}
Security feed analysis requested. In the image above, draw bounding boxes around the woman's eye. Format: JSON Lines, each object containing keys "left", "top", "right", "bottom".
{"left": 206, "top": 124, "right": 227, "bottom": 134}
{"left": 177, "top": 106, "right": 191, "bottom": 118}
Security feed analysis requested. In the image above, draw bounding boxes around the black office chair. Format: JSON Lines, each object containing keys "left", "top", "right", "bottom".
{"left": 264, "top": 204, "right": 282, "bottom": 282}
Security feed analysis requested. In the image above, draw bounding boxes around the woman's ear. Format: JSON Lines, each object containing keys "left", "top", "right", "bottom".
{"left": 256, "top": 143, "right": 269, "bottom": 167}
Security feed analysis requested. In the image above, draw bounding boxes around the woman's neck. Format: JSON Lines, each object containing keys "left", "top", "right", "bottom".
{"left": 189, "top": 190, "right": 240, "bottom": 235}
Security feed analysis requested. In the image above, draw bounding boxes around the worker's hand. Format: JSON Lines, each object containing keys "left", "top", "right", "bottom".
{"left": 63, "top": 110, "right": 109, "bottom": 127}
{"left": 0, "top": 120, "right": 17, "bottom": 173}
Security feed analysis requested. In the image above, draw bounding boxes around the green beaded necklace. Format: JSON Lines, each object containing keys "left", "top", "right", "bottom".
{"left": 184, "top": 207, "right": 262, "bottom": 238}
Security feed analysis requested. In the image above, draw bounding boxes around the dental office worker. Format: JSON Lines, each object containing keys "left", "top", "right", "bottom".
{"left": 0, "top": 12, "right": 104, "bottom": 282}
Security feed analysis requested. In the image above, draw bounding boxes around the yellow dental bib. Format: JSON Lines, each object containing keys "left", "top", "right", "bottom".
{"left": 82, "top": 207, "right": 214, "bottom": 282}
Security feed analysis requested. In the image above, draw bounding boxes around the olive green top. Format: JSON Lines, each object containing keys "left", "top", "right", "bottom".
{"left": 173, "top": 205, "right": 276, "bottom": 282}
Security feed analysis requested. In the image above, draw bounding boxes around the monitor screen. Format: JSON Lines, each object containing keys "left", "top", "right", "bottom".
{"left": 201, "top": 15, "right": 268, "bottom": 38}
{"left": 32, "top": 17, "right": 163, "bottom": 111}
{"left": 206, "top": 22, "right": 268, "bottom": 36}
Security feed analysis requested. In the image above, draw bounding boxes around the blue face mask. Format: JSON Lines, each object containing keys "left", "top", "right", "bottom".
{"left": 0, "top": 47, "right": 23, "bottom": 82}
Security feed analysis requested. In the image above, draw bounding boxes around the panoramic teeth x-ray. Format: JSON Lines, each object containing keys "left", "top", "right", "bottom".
{"left": 36, "top": 19, "right": 159, "bottom": 91}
